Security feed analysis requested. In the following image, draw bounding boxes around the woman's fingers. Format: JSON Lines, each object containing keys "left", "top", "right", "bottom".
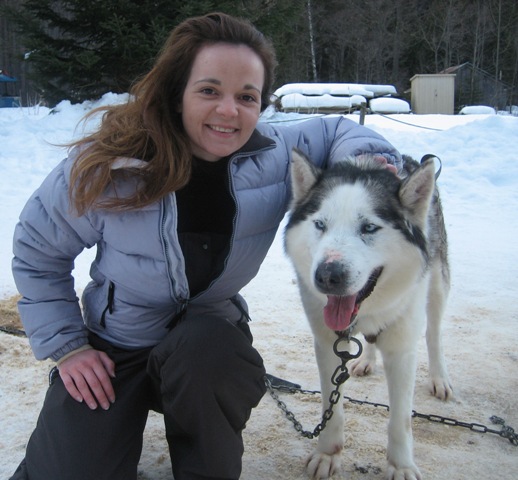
{"left": 58, "top": 349, "right": 116, "bottom": 410}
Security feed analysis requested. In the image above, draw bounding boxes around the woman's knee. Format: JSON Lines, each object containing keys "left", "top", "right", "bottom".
{"left": 148, "top": 316, "right": 266, "bottom": 410}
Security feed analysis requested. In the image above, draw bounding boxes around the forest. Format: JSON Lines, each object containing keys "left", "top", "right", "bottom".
{"left": 1, "top": 0, "right": 517, "bottom": 108}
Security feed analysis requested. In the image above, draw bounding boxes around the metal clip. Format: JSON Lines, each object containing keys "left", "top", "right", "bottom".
{"left": 333, "top": 335, "right": 363, "bottom": 362}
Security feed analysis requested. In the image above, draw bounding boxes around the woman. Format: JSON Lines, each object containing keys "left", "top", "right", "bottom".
{"left": 10, "top": 12, "right": 401, "bottom": 480}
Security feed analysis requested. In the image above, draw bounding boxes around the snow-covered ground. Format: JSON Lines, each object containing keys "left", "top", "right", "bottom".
{"left": 1, "top": 95, "right": 517, "bottom": 479}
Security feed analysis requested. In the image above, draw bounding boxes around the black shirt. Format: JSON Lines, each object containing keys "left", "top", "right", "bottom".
{"left": 175, "top": 157, "right": 236, "bottom": 296}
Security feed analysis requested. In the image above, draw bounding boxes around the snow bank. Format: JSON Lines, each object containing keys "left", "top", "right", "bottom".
{"left": 369, "top": 97, "right": 411, "bottom": 114}
{"left": 459, "top": 105, "right": 496, "bottom": 115}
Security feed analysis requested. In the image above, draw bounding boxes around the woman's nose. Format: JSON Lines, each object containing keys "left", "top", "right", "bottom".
{"left": 216, "top": 97, "right": 238, "bottom": 117}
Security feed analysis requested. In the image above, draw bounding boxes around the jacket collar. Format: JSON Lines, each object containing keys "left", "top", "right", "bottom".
{"left": 230, "top": 128, "right": 276, "bottom": 160}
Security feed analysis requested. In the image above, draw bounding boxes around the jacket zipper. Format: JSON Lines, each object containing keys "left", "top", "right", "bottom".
{"left": 100, "top": 281, "right": 115, "bottom": 328}
{"left": 161, "top": 195, "right": 190, "bottom": 314}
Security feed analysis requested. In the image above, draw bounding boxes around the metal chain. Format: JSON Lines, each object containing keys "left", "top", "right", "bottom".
{"left": 264, "top": 335, "right": 363, "bottom": 439}
{"left": 341, "top": 396, "right": 518, "bottom": 446}
{"left": 265, "top": 336, "right": 518, "bottom": 447}
{"left": 0, "top": 325, "right": 26, "bottom": 336}
{"left": 3, "top": 320, "right": 516, "bottom": 446}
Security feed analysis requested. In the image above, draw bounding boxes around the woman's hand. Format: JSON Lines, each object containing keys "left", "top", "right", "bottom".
{"left": 355, "top": 153, "right": 399, "bottom": 175}
{"left": 58, "top": 348, "right": 116, "bottom": 410}
{"left": 373, "top": 155, "right": 398, "bottom": 175}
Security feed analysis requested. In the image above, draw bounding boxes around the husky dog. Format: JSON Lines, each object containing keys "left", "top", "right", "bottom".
{"left": 284, "top": 149, "right": 452, "bottom": 479}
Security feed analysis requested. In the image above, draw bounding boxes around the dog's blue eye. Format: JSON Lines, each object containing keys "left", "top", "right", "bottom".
{"left": 362, "top": 223, "right": 380, "bottom": 234}
{"left": 314, "top": 219, "right": 326, "bottom": 232}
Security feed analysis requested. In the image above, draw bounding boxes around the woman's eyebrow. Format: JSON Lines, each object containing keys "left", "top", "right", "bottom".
{"left": 193, "top": 77, "right": 221, "bottom": 86}
{"left": 243, "top": 84, "right": 261, "bottom": 93}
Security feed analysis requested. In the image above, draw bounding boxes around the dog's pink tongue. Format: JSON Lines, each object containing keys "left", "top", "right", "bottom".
{"left": 324, "top": 295, "right": 357, "bottom": 331}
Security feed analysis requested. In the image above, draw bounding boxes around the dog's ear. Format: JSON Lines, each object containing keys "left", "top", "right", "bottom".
{"left": 290, "top": 148, "right": 320, "bottom": 202}
{"left": 399, "top": 157, "right": 435, "bottom": 222}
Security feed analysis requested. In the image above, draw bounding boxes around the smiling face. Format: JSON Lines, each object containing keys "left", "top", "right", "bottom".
{"left": 180, "top": 42, "right": 265, "bottom": 162}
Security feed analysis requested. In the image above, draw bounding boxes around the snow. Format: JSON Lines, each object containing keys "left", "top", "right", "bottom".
{"left": 273, "top": 82, "right": 406, "bottom": 113}
{"left": 1, "top": 93, "right": 518, "bottom": 479}
{"left": 273, "top": 83, "right": 397, "bottom": 99}
{"left": 369, "top": 97, "right": 411, "bottom": 114}
{"left": 279, "top": 92, "right": 366, "bottom": 111}
{"left": 273, "top": 82, "right": 404, "bottom": 114}
{"left": 459, "top": 105, "right": 497, "bottom": 115}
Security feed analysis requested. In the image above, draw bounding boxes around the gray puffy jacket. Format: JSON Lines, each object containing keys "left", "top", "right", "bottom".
{"left": 12, "top": 116, "right": 401, "bottom": 361}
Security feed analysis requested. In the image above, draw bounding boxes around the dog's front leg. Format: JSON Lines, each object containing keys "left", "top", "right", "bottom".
{"left": 378, "top": 330, "right": 422, "bottom": 480}
{"left": 306, "top": 330, "right": 346, "bottom": 479}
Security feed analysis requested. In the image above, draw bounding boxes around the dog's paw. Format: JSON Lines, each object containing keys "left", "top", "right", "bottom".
{"left": 349, "top": 356, "right": 375, "bottom": 376}
{"left": 429, "top": 375, "right": 453, "bottom": 400}
{"left": 385, "top": 464, "right": 422, "bottom": 480}
{"left": 306, "top": 451, "right": 341, "bottom": 479}
{"left": 350, "top": 341, "right": 377, "bottom": 376}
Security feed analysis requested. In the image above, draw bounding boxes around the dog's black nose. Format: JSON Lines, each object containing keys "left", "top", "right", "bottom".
{"left": 315, "top": 261, "right": 346, "bottom": 294}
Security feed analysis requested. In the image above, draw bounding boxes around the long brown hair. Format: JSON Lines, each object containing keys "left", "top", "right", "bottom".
{"left": 69, "top": 12, "right": 277, "bottom": 214}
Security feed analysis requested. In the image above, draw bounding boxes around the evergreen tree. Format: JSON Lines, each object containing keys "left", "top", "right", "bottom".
{"left": 4, "top": 0, "right": 185, "bottom": 105}
{"left": 4, "top": 0, "right": 305, "bottom": 105}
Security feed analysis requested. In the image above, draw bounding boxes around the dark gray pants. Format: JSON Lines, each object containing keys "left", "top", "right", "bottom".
{"left": 10, "top": 313, "right": 266, "bottom": 480}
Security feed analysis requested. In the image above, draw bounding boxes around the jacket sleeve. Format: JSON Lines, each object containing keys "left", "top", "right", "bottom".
{"left": 326, "top": 116, "right": 402, "bottom": 168}
{"left": 12, "top": 153, "right": 103, "bottom": 361}
{"left": 261, "top": 115, "right": 402, "bottom": 170}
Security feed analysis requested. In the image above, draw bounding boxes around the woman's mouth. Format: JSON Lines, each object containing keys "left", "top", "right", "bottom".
{"left": 209, "top": 125, "right": 237, "bottom": 133}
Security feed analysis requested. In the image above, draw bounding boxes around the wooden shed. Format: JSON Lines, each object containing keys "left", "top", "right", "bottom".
{"left": 441, "top": 62, "right": 515, "bottom": 111}
{"left": 410, "top": 74, "right": 455, "bottom": 114}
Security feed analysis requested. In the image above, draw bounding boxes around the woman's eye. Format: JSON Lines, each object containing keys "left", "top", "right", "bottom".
{"left": 361, "top": 223, "right": 380, "bottom": 234}
{"left": 314, "top": 219, "right": 326, "bottom": 232}
{"left": 241, "top": 94, "right": 258, "bottom": 103}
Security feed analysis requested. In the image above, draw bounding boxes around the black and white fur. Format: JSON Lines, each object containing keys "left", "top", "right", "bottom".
{"left": 284, "top": 149, "right": 452, "bottom": 479}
